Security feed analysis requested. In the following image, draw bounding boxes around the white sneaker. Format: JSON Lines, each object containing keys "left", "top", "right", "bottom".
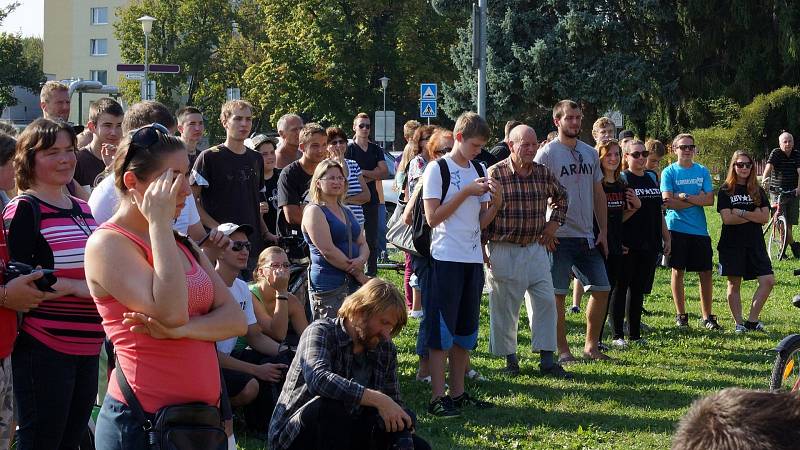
{"left": 611, "top": 338, "right": 629, "bottom": 349}
{"left": 735, "top": 323, "right": 748, "bottom": 334}
{"left": 409, "top": 310, "right": 424, "bottom": 319}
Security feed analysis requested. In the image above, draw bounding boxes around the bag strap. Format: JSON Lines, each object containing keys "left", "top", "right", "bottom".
{"left": 114, "top": 356, "right": 153, "bottom": 430}
{"left": 436, "top": 158, "right": 451, "bottom": 203}
{"left": 343, "top": 206, "right": 353, "bottom": 260}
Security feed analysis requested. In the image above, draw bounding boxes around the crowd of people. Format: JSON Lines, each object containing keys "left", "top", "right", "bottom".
{"left": 0, "top": 80, "right": 797, "bottom": 449}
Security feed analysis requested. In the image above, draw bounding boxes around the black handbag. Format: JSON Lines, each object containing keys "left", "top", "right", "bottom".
{"left": 115, "top": 361, "right": 228, "bottom": 450}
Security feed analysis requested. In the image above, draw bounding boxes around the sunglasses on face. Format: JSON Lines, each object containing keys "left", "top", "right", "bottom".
{"left": 329, "top": 139, "right": 347, "bottom": 146}
{"left": 629, "top": 151, "right": 650, "bottom": 159}
{"left": 734, "top": 162, "right": 753, "bottom": 169}
{"left": 676, "top": 144, "right": 697, "bottom": 151}
{"left": 358, "top": 123, "right": 371, "bottom": 129}
{"left": 321, "top": 176, "right": 346, "bottom": 182}
{"left": 265, "top": 262, "right": 291, "bottom": 269}
{"left": 231, "top": 241, "right": 251, "bottom": 252}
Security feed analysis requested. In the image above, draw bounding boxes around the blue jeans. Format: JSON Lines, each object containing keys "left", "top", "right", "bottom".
{"left": 550, "top": 237, "right": 610, "bottom": 295}
{"left": 12, "top": 332, "right": 99, "bottom": 450}
{"left": 94, "top": 394, "right": 152, "bottom": 450}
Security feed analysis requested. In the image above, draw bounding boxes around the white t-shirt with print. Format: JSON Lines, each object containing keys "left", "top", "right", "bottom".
{"left": 215, "top": 278, "right": 256, "bottom": 355}
{"left": 421, "top": 156, "right": 489, "bottom": 264}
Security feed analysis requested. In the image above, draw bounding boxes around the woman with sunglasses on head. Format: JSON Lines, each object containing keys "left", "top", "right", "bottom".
{"left": 397, "top": 125, "right": 435, "bottom": 315}
{"left": 302, "top": 159, "right": 369, "bottom": 319}
{"left": 611, "top": 139, "right": 671, "bottom": 348}
{"left": 4, "top": 118, "right": 101, "bottom": 450}
{"left": 326, "top": 127, "right": 369, "bottom": 226}
{"left": 592, "top": 139, "right": 639, "bottom": 350}
{"left": 717, "top": 151, "right": 774, "bottom": 332}
{"left": 84, "top": 123, "right": 247, "bottom": 449}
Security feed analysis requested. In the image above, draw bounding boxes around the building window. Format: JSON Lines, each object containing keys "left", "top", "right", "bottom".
{"left": 90, "top": 39, "right": 108, "bottom": 56}
{"left": 90, "top": 7, "right": 108, "bottom": 25}
{"left": 90, "top": 70, "right": 108, "bottom": 85}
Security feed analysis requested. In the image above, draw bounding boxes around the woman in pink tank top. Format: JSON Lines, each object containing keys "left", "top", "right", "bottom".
{"left": 84, "top": 123, "right": 247, "bottom": 450}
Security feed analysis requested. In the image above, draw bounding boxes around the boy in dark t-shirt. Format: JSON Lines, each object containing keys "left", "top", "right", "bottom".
{"left": 192, "top": 100, "right": 266, "bottom": 272}
{"left": 74, "top": 98, "right": 123, "bottom": 189}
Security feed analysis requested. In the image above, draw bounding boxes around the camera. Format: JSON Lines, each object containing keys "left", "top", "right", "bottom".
{"left": 4, "top": 261, "right": 57, "bottom": 292}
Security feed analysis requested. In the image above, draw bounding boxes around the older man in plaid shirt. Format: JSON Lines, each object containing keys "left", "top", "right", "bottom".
{"left": 484, "top": 124, "right": 572, "bottom": 378}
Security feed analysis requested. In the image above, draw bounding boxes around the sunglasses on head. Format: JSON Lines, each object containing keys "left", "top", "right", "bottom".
{"left": 629, "top": 150, "right": 650, "bottom": 159}
{"left": 734, "top": 162, "right": 753, "bottom": 169}
{"left": 123, "top": 123, "right": 171, "bottom": 167}
{"left": 358, "top": 123, "right": 371, "bottom": 129}
{"left": 231, "top": 240, "right": 251, "bottom": 252}
{"left": 435, "top": 147, "right": 452, "bottom": 155}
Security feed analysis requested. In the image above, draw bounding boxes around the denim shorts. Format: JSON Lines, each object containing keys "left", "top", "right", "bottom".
{"left": 94, "top": 394, "right": 152, "bottom": 450}
{"left": 550, "top": 237, "right": 610, "bottom": 295}
{"left": 423, "top": 259, "right": 484, "bottom": 351}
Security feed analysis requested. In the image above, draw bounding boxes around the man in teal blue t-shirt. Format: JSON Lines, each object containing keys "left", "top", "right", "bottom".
{"left": 661, "top": 133, "right": 719, "bottom": 330}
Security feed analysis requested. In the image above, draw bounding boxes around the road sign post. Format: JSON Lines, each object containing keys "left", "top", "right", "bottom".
{"left": 419, "top": 83, "right": 438, "bottom": 123}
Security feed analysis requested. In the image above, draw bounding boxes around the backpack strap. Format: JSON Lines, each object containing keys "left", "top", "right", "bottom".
{"left": 472, "top": 160, "right": 486, "bottom": 179}
{"left": 645, "top": 170, "right": 658, "bottom": 185}
{"left": 12, "top": 194, "right": 41, "bottom": 233}
{"left": 436, "top": 158, "right": 451, "bottom": 203}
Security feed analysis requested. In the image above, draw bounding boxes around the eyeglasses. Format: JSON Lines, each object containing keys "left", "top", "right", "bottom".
{"left": 435, "top": 147, "right": 451, "bottom": 155}
{"left": 231, "top": 241, "right": 251, "bottom": 252}
{"left": 123, "top": 123, "right": 171, "bottom": 167}
{"left": 358, "top": 123, "right": 371, "bottom": 129}
{"left": 329, "top": 139, "right": 347, "bottom": 146}
{"left": 734, "top": 162, "right": 753, "bottom": 169}
{"left": 676, "top": 144, "right": 697, "bottom": 151}
{"left": 265, "top": 262, "right": 291, "bottom": 269}
{"left": 629, "top": 151, "right": 650, "bottom": 159}
{"left": 321, "top": 176, "right": 346, "bottom": 182}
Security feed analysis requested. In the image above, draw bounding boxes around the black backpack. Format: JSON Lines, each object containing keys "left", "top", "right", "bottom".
{"left": 411, "top": 158, "right": 485, "bottom": 257}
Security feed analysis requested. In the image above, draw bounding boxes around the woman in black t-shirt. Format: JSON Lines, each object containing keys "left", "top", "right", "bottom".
{"left": 592, "top": 140, "right": 640, "bottom": 348}
{"left": 613, "top": 140, "right": 671, "bottom": 346}
{"left": 717, "top": 150, "right": 774, "bottom": 333}
{"left": 253, "top": 135, "right": 281, "bottom": 242}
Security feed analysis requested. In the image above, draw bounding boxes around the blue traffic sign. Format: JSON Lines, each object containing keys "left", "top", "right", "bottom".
{"left": 420, "top": 100, "right": 437, "bottom": 118}
{"left": 420, "top": 83, "right": 438, "bottom": 100}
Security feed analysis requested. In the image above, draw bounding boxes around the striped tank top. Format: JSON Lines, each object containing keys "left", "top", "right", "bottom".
{"left": 3, "top": 195, "right": 103, "bottom": 355}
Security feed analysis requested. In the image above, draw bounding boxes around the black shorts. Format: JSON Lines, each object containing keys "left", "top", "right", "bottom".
{"left": 772, "top": 193, "right": 800, "bottom": 226}
{"left": 221, "top": 368, "right": 254, "bottom": 398}
{"left": 718, "top": 246, "right": 773, "bottom": 280}
{"left": 666, "top": 231, "right": 712, "bottom": 272}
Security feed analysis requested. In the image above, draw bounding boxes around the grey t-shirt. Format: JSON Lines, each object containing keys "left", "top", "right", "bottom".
{"left": 533, "top": 138, "right": 601, "bottom": 240}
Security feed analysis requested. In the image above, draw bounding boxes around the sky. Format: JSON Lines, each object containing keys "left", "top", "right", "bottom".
{"left": 1, "top": 0, "right": 43, "bottom": 37}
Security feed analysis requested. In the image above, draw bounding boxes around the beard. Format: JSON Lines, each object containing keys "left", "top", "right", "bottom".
{"left": 353, "top": 319, "right": 381, "bottom": 350}
{"left": 561, "top": 127, "right": 580, "bottom": 139}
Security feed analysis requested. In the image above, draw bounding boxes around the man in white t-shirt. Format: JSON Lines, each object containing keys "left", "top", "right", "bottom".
{"left": 214, "top": 223, "right": 288, "bottom": 433}
{"left": 421, "top": 112, "right": 502, "bottom": 418}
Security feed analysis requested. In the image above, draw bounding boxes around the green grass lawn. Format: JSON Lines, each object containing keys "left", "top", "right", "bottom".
{"left": 239, "top": 208, "right": 800, "bottom": 449}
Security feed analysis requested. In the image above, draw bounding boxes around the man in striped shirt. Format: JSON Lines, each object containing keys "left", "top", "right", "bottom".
{"left": 484, "top": 125, "right": 571, "bottom": 378}
{"left": 762, "top": 132, "right": 800, "bottom": 258}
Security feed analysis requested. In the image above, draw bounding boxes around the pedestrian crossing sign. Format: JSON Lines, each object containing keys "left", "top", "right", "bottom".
{"left": 420, "top": 100, "right": 437, "bottom": 118}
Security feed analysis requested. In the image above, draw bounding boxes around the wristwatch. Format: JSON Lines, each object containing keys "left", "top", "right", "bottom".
{"left": 679, "top": 193, "right": 688, "bottom": 201}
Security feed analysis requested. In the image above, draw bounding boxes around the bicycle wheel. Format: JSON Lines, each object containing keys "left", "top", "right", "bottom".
{"left": 770, "top": 338, "right": 800, "bottom": 391}
{"left": 767, "top": 215, "right": 788, "bottom": 261}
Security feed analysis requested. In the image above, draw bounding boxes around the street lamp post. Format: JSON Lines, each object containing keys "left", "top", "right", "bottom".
{"left": 137, "top": 15, "right": 156, "bottom": 100}
{"left": 379, "top": 76, "right": 389, "bottom": 150}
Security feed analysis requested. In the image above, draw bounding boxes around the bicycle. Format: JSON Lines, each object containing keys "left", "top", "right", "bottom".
{"left": 768, "top": 269, "right": 800, "bottom": 391}
{"left": 762, "top": 187, "right": 795, "bottom": 261}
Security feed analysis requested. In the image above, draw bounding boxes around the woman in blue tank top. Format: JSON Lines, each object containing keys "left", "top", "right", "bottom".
{"left": 302, "top": 159, "right": 370, "bottom": 319}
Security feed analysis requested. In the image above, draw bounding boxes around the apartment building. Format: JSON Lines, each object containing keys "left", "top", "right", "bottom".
{"left": 43, "top": 0, "right": 129, "bottom": 123}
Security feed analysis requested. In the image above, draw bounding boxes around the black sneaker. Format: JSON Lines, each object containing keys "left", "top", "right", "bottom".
{"left": 452, "top": 392, "right": 494, "bottom": 409}
{"left": 427, "top": 395, "right": 461, "bottom": 418}
{"left": 702, "top": 315, "right": 722, "bottom": 330}
{"left": 598, "top": 342, "right": 610, "bottom": 352}
{"left": 502, "top": 362, "right": 520, "bottom": 376}
{"left": 676, "top": 313, "right": 689, "bottom": 328}
{"left": 540, "top": 363, "right": 574, "bottom": 379}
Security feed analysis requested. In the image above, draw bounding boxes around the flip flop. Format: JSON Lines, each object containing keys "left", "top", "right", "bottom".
{"left": 582, "top": 351, "right": 612, "bottom": 361}
{"left": 557, "top": 354, "right": 580, "bottom": 365}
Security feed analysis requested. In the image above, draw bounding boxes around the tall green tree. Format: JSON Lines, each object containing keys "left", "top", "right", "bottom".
{"left": 0, "top": 3, "right": 45, "bottom": 111}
